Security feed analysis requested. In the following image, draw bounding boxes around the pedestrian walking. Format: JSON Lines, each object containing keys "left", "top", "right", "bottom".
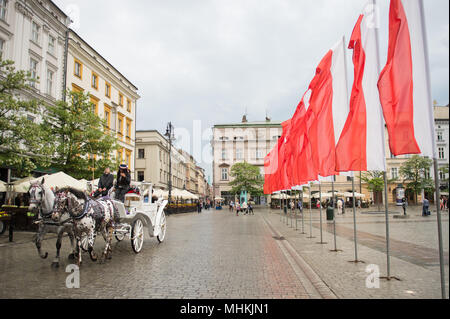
{"left": 422, "top": 197, "right": 430, "bottom": 216}
{"left": 402, "top": 197, "right": 408, "bottom": 215}
{"left": 297, "top": 200, "right": 303, "bottom": 214}
{"left": 337, "top": 198, "right": 343, "bottom": 215}
{"left": 242, "top": 201, "right": 248, "bottom": 215}
{"left": 290, "top": 200, "right": 295, "bottom": 212}
{"left": 248, "top": 203, "right": 254, "bottom": 215}
{"left": 236, "top": 202, "right": 240, "bottom": 216}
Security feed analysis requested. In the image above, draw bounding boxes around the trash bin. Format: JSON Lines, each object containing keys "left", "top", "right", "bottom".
{"left": 326, "top": 207, "right": 334, "bottom": 221}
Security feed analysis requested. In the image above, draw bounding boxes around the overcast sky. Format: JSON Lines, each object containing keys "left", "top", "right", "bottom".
{"left": 53, "top": 0, "right": 449, "bottom": 181}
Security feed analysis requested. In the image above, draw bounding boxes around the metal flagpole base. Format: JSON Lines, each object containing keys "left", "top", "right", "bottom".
{"left": 329, "top": 249, "right": 343, "bottom": 252}
{"left": 316, "top": 241, "right": 327, "bottom": 244}
{"left": 379, "top": 276, "right": 401, "bottom": 281}
{"left": 348, "top": 260, "right": 365, "bottom": 263}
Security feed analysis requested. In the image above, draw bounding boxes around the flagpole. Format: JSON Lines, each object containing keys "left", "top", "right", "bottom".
{"left": 295, "top": 190, "right": 298, "bottom": 231}
{"left": 317, "top": 181, "right": 326, "bottom": 244}
{"left": 350, "top": 174, "right": 362, "bottom": 262}
{"left": 419, "top": 0, "right": 446, "bottom": 299}
{"left": 373, "top": 0, "right": 393, "bottom": 280}
{"left": 330, "top": 177, "right": 340, "bottom": 252}
{"left": 301, "top": 187, "right": 306, "bottom": 234}
{"left": 307, "top": 184, "right": 314, "bottom": 238}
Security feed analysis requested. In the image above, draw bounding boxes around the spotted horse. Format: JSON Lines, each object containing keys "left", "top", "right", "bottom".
{"left": 52, "top": 187, "right": 118, "bottom": 266}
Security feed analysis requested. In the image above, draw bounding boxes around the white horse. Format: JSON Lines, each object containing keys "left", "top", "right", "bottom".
{"left": 28, "top": 178, "right": 77, "bottom": 268}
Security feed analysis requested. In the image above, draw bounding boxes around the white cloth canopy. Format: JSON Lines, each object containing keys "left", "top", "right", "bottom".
{"left": 180, "top": 190, "right": 198, "bottom": 200}
{"left": 153, "top": 189, "right": 168, "bottom": 199}
{"left": 13, "top": 172, "right": 87, "bottom": 193}
{"left": 0, "top": 180, "right": 6, "bottom": 192}
{"left": 312, "top": 192, "right": 332, "bottom": 199}
{"left": 215, "top": 197, "right": 224, "bottom": 201}
{"left": 344, "top": 192, "right": 365, "bottom": 198}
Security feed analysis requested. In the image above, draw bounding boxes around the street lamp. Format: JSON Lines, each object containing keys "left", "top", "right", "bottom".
{"left": 165, "top": 122, "right": 175, "bottom": 204}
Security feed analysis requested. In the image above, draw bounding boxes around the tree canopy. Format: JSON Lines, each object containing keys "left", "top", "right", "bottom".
{"left": 0, "top": 58, "right": 52, "bottom": 176}
{"left": 399, "top": 155, "right": 433, "bottom": 203}
{"left": 229, "top": 162, "right": 264, "bottom": 197}
{"left": 41, "top": 90, "right": 119, "bottom": 180}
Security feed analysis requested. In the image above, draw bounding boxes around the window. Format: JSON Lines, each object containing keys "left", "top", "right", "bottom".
{"left": 90, "top": 96, "right": 99, "bottom": 114}
{"left": 439, "top": 171, "right": 445, "bottom": 180}
{"left": 126, "top": 120, "right": 130, "bottom": 138}
{"left": 118, "top": 116, "right": 123, "bottom": 137}
{"left": 438, "top": 147, "right": 445, "bottom": 159}
{"left": 91, "top": 72, "right": 98, "bottom": 90}
{"left": 127, "top": 99, "right": 131, "bottom": 112}
{"left": 104, "top": 109, "right": 110, "bottom": 128}
{"left": 119, "top": 93, "right": 124, "bottom": 106}
{"left": 74, "top": 59, "right": 82, "bottom": 78}
{"left": 105, "top": 82, "right": 111, "bottom": 98}
{"left": 391, "top": 167, "right": 398, "bottom": 179}
{"left": 48, "top": 35, "right": 55, "bottom": 55}
{"left": 221, "top": 149, "right": 226, "bottom": 160}
{"left": 159, "top": 150, "right": 162, "bottom": 162}
{"left": 118, "top": 149, "right": 123, "bottom": 162}
{"left": 437, "top": 131, "right": 443, "bottom": 141}
{"left": 236, "top": 148, "right": 243, "bottom": 160}
{"left": 0, "top": 38, "right": 4, "bottom": 58}
{"left": 29, "top": 58, "right": 38, "bottom": 88}
{"left": 424, "top": 168, "right": 430, "bottom": 179}
{"left": 221, "top": 168, "right": 228, "bottom": 180}
{"left": 125, "top": 150, "right": 131, "bottom": 167}
{"left": 0, "top": 0, "right": 7, "bottom": 21}
{"left": 137, "top": 171, "right": 145, "bottom": 182}
{"left": 138, "top": 149, "right": 145, "bottom": 159}
{"left": 46, "top": 69, "right": 53, "bottom": 96}
{"left": 256, "top": 150, "right": 263, "bottom": 159}
{"left": 31, "top": 22, "right": 40, "bottom": 43}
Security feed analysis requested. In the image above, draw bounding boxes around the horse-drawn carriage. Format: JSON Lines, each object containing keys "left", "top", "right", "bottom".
{"left": 80, "top": 182, "right": 167, "bottom": 254}
{"left": 28, "top": 179, "right": 167, "bottom": 267}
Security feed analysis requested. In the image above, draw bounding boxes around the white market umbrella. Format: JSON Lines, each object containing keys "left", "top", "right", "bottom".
{"left": 153, "top": 189, "right": 168, "bottom": 199}
{"left": 12, "top": 176, "right": 37, "bottom": 193}
{"left": 28, "top": 172, "right": 87, "bottom": 192}
{"left": 0, "top": 180, "right": 6, "bottom": 192}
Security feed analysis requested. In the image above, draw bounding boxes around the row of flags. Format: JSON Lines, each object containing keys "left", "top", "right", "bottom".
{"left": 264, "top": 0, "right": 436, "bottom": 194}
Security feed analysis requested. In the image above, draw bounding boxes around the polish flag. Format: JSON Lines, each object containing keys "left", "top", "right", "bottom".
{"left": 306, "top": 38, "right": 349, "bottom": 178}
{"left": 335, "top": 12, "right": 386, "bottom": 172}
{"left": 378, "top": 0, "right": 436, "bottom": 158}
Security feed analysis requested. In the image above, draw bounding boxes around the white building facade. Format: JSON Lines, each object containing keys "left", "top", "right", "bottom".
{"left": 0, "top": 0, "right": 70, "bottom": 117}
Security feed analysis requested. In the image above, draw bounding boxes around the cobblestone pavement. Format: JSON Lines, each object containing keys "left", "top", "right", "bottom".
{"left": 0, "top": 206, "right": 448, "bottom": 299}
{"left": 272, "top": 205, "right": 449, "bottom": 299}
{"left": 0, "top": 209, "right": 331, "bottom": 299}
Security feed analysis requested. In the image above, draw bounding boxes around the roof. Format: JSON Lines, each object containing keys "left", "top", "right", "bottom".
{"left": 214, "top": 121, "right": 283, "bottom": 128}
{"left": 68, "top": 29, "right": 139, "bottom": 92}
{"left": 434, "top": 105, "right": 449, "bottom": 121}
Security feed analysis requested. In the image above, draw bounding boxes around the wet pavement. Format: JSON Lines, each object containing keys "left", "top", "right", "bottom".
{"left": 0, "top": 206, "right": 448, "bottom": 299}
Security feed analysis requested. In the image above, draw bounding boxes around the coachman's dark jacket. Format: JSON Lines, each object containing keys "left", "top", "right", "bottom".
{"left": 98, "top": 173, "right": 114, "bottom": 192}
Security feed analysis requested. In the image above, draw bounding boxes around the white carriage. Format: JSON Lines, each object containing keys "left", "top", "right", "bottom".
{"left": 81, "top": 182, "right": 167, "bottom": 253}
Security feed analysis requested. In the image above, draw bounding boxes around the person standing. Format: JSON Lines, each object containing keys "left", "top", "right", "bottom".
{"left": 229, "top": 200, "right": 234, "bottom": 212}
{"left": 337, "top": 198, "right": 343, "bottom": 215}
{"left": 94, "top": 167, "right": 114, "bottom": 198}
{"left": 402, "top": 197, "right": 408, "bottom": 215}
{"left": 236, "top": 202, "right": 241, "bottom": 216}
{"left": 114, "top": 164, "right": 131, "bottom": 202}
{"left": 297, "top": 200, "right": 303, "bottom": 215}
{"left": 248, "top": 203, "right": 254, "bottom": 215}
{"left": 422, "top": 197, "right": 430, "bottom": 216}
{"left": 242, "top": 201, "right": 248, "bottom": 215}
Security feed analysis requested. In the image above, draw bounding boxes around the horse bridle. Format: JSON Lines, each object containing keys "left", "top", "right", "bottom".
{"left": 29, "top": 184, "right": 47, "bottom": 216}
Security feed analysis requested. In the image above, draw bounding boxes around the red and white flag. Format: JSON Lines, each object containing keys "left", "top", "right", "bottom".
{"left": 378, "top": 0, "right": 436, "bottom": 158}
{"left": 336, "top": 12, "right": 386, "bottom": 172}
{"left": 306, "top": 37, "right": 349, "bottom": 178}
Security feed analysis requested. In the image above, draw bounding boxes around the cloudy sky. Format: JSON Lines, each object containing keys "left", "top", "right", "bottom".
{"left": 53, "top": 0, "right": 449, "bottom": 180}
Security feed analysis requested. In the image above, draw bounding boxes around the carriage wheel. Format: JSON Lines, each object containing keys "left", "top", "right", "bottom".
{"left": 80, "top": 234, "right": 89, "bottom": 252}
{"left": 157, "top": 211, "right": 166, "bottom": 243}
{"left": 131, "top": 218, "right": 144, "bottom": 253}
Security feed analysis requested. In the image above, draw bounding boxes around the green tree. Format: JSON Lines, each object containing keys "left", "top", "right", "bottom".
{"left": 399, "top": 155, "right": 433, "bottom": 204}
{"left": 0, "top": 58, "right": 51, "bottom": 177}
{"left": 42, "top": 90, "right": 119, "bottom": 180}
{"left": 361, "top": 171, "right": 396, "bottom": 211}
{"left": 229, "top": 162, "right": 264, "bottom": 198}
{"left": 439, "top": 164, "right": 449, "bottom": 192}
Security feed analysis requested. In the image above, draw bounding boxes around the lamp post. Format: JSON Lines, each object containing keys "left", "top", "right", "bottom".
{"left": 165, "top": 122, "right": 175, "bottom": 204}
